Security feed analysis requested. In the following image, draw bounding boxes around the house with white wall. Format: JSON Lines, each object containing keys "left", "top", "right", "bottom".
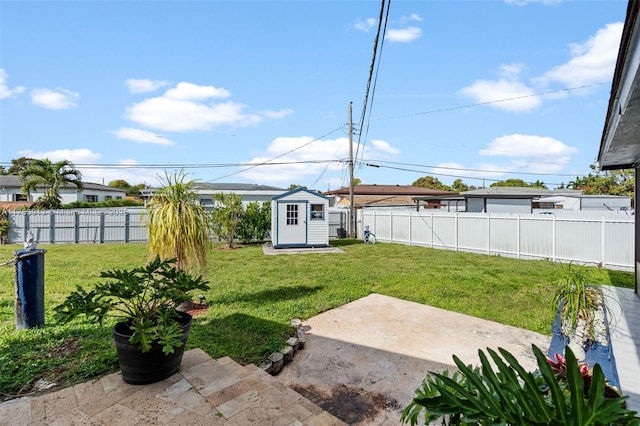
{"left": 461, "top": 187, "right": 583, "bottom": 213}
{"left": 140, "top": 182, "right": 286, "bottom": 206}
{"left": 0, "top": 175, "right": 126, "bottom": 205}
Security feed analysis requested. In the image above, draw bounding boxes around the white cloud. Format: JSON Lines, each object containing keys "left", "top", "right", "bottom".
{"left": 259, "top": 109, "right": 294, "bottom": 119}
{"left": 31, "top": 88, "right": 79, "bottom": 110}
{"left": 354, "top": 18, "right": 376, "bottom": 32}
{"left": 125, "top": 78, "right": 171, "bottom": 94}
{"left": 479, "top": 134, "right": 578, "bottom": 159}
{"left": 125, "top": 82, "right": 290, "bottom": 132}
{"left": 16, "top": 148, "right": 102, "bottom": 164}
{"left": 539, "top": 22, "right": 623, "bottom": 87}
{"left": 461, "top": 22, "right": 622, "bottom": 113}
{"left": 385, "top": 27, "right": 422, "bottom": 43}
{"left": 163, "top": 82, "right": 230, "bottom": 100}
{"left": 112, "top": 127, "right": 175, "bottom": 146}
{"left": 400, "top": 14, "right": 423, "bottom": 24}
{"left": 126, "top": 98, "right": 262, "bottom": 132}
{"left": 370, "top": 139, "right": 400, "bottom": 155}
{"left": 432, "top": 162, "right": 506, "bottom": 180}
{"left": 81, "top": 159, "right": 167, "bottom": 186}
{"left": 460, "top": 78, "right": 541, "bottom": 112}
{"left": 0, "top": 69, "right": 25, "bottom": 99}
{"left": 239, "top": 136, "right": 399, "bottom": 185}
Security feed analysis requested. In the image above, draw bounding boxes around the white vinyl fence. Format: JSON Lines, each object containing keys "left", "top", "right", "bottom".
{"left": 361, "top": 209, "right": 634, "bottom": 271}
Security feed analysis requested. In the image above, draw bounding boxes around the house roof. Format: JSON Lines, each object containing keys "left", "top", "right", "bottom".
{"left": 324, "top": 184, "right": 457, "bottom": 197}
{"left": 598, "top": 0, "right": 640, "bottom": 170}
{"left": 336, "top": 195, "right": 425, "bottom": 207}
{"left": 0, "top": 201, "right": 34, "bottom": 210}
{"left": 191, "top": 183, "right": 285, "bottom": 192}
{"left": 460, "top": 187, "right": 582, "bottom": 198}
{"left": 0, "top": 175, "right": 126, "bottom": 192}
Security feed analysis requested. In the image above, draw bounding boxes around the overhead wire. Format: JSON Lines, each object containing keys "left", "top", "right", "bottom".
{"left": 354, "top": 0, "right": 390, "bottom": 162}
{"left": 205, "top": 125, "right": 345, "bottom": 182}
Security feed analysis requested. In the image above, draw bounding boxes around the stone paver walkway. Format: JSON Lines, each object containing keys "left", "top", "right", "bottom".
{"left": 0, "top": 349, "right": 345, "bottom": 426}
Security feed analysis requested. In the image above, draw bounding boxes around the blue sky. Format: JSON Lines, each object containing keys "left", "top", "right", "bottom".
{"left": 0, "top": 0, "right": 628, "bottom": 191}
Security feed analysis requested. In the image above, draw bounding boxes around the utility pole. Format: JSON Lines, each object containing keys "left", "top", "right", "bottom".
{"left": 348, "top": 102, "right": 355, "bottom": 238}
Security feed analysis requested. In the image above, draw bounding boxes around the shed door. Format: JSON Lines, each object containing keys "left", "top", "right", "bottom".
{"left": 277, "top": 202, "right": 307, "bottom": 245}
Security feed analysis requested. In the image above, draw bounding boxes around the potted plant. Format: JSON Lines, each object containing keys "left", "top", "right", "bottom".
{"left": 401, "top": 345, "right": 638, "bottom": 425}
{"left": 54, "top": 255, "right": 210, "bottom": 385}
{"left": 551, "top": 263, "right": 607, "bottom": 360}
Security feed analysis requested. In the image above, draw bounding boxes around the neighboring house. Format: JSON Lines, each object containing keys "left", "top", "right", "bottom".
{"left": 0, "top": 175, "right": 126, "bottom": 205}
{"left": 598, "top": 0, "right": 640, "bottom": 294}
{"left": 271, "top": 187, "right": 329, "bottom": 249}
{"left": 324, "top": 184, "right": 457, "bottom": 209}
{"left": 140, "top": 183, "right": 286, "bottom": 206}
{"left": 537, "top": 194, "right": 632, "bottom": 212}
{"left": 461, "top": 187, "right": 583, "bottom": 213}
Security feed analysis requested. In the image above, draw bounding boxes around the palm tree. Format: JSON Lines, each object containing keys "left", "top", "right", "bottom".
{"left": 19, "top": 158, "right": 83, "bottom": 209}
{"left": 144, "top": 170, "right": 209, "bottom": 272}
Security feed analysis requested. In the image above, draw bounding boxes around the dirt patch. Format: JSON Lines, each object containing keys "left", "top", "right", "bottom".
{"left": 291, "top": 384, "right": 399, "bottom": 425}
{"left": 47, "top": 337, "right": 81, "bottom": 358}
{"left": 177, "top": 301, "right": 209, "bottom": 317}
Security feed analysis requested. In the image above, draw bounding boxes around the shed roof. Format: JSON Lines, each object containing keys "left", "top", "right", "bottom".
{"left": 272, "top": 187, "right": 328, "bottom": 200}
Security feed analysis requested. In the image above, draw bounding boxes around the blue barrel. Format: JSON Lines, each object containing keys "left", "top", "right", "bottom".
{"left": 14, "top": 249, "right": 47, "bottom": 329}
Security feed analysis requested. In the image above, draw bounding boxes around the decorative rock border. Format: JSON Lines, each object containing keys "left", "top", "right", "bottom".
{"left": 259, "top": 318, "right": 307, "bottom": 376}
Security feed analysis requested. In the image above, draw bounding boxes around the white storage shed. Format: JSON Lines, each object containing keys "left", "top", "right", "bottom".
{"left": 271, "top": 188, "right": 329, "bottom": 249}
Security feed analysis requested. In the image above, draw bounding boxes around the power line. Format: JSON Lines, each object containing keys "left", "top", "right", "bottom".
{"left": 205, "top": 125, "right": 345, "bottom": 182}
{"left": 361, "top": 162, "right": 568, "bottom": 187}
{"left": 369, "top": 82, "right": 609, "bottom": 122}
{"left": 355, "top": 0, "right": 390, "bottom": 163}
{"left": 362, "top": 159, "right": 584, "bottom": 177}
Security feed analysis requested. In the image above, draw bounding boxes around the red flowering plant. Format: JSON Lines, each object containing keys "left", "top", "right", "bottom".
{"left": 545, "top": 353, "right": 622, "bottom": 400}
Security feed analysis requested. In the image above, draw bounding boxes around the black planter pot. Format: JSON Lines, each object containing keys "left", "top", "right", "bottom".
{"left": 113, "top": 311, "right": 192, "bottom": 385}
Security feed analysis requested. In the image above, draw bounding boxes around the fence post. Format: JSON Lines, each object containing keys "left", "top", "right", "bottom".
{"left": 601, "top": 216, "right": 606, "bottom": 267}
{"left": 487, "top": 214, "right": 491, "bottom": 255}
{"left": 409, "top": 212, "right": 412, "bottom": 246}
{"left": 455, "top": 213, "right": 459, "bottom": 251}
{"left": 74, "top": 211, "right": 80, "bottom": 244}
{"left": 390, "top": 210, "right": 393, "bottom": 243}
{"left": 125, "top": 212, "right": 130, "bottom": 243}
{"left": 430, "top": 213, "right": 434, "bottom": 248}
{"left": 517, "top": 215, "right": 521, "bottom": 259}
{"left": 552, "top": 214, "right": 556, "bottom": 262}
{"left": 49, "top": 211, "right": 55, "bottom": 243}
{"left": 99, "top": 212, "right": 105, "bottom": 243}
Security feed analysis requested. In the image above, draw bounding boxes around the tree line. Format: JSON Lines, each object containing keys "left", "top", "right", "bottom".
{"left": 411, "top": 171, "right": 635, "bottom": 197}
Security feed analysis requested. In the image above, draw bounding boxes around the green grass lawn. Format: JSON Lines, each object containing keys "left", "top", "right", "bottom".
{"left": 0, "top": 240, "right": 633, "bottom": 400}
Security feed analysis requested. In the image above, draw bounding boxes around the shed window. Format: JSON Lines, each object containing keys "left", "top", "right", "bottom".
{"left": 85, "top": 195, "right": 98, "bottom": 202}
{"left": 286, "top": 204, "right": 298, "bottom": 225}
{"left": 14, "top": 193, "right": 28, "bottom": 202}
{"left": 310, "top": 204, "right": 324, "bottom": 220}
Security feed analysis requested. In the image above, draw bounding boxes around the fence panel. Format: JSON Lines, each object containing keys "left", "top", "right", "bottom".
{"left": 361, "top": 209, "right": 634, "bottom": 271}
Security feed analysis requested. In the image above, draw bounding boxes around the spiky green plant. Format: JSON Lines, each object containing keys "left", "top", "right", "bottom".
{"left": 401, "top": 345, "right": 638, "bottom": 426}
{"left": 144, "top": 170, "right": 209, "bottom": 272}
{"left": 552, "top": 262, "right": 603, "bottom": 341}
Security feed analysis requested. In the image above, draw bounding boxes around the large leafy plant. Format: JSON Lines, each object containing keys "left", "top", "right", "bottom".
{"left": 54, "top": 256, "right": 210, "bottom": 354}
{"left": 401, "top": 345, "right": 638, "bottom": 425}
